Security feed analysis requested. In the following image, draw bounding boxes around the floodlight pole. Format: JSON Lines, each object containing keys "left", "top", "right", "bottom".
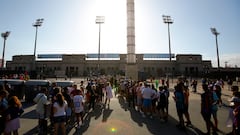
{"left": 162, "top": 15, "right": 173, "bottom": 62}
{"left": 33, "top": 18, "right": 44, "bottom": 59}
{"left": 163, "top": 15, "right": 174, "bottom": 84}
{"left": 1, "top": 31, "right": 10, "bottom": 68}
{"left": 96, "top": 16, "right": 105, "bottom": 76}
{"left": 211, "top": 28, "right": 220, "bottom": 70}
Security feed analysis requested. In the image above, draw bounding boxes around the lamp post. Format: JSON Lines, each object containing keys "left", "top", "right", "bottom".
{"left": 96, "top": 16, "right": 105, "bottom": 76}
{"left": 162, "top": 15, "right": 173, "bottom": 62}
{"left": 210, "top": 27, "right": 220, "bottom": 69}
{"left": 1, "top": 31, "right": 10, "bottom": 68}
{"left": 33, "top": 18, "right": 44, "bottom": 59}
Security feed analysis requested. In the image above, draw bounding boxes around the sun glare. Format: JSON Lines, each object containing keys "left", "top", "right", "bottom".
{"left": 94, "top": 0, "right": 127, "bottom": 53}
{"left": 110, "top": 127, "right": 117, "bottom": 132}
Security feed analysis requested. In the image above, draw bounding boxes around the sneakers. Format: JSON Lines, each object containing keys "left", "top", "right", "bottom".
{"left": 185, "top": 121, "right": 192, "bottom": 127}
{"left": 76, "top": 122, "right": 84, "bottom": 129}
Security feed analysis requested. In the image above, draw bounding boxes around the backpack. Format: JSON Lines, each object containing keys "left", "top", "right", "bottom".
{"left": 158, "top": 91, "right": 167, "bottom": 107}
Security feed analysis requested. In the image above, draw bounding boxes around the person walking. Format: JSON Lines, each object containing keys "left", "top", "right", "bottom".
{"left": 88, "top": 84, "right": 97, "bottom": 110}
{"left": 104, "top": 82, "right": 113, "bottom": 108}
{"left": 126, "top": 82, "right": 135, "bottom": 108}
{"left": 226, "top": 86, "right": 239, "bottom": 135}
{"left": 151, "top": 84, "right": 158, "bottom": 114}
{"left": 141, "top": 83, "right": 155, "bottom": 118}
{"left": 73, "top": 90, "right": 84, "bottom": 129}
{"left": 33, "top": 87, "right": 49, "bottom": 135}
{"left": 0, "top": 90, "right": 9, "bottom": 134}
{"left": 227, "top": 79, "right": 233, "bottom": 91}
{"left": 70, "top": 84, "right": 80, "bottom": 98}
{"left": 173, "top": 83, "right": 185, "bottom": 129}
{"left": 4, "top": 96, "right": 24, "bottom": 135}
{"left": 183, "top": 86, "right": 192, "bottom": 126}
{"left": 157, "top": 86, "right": 168, "bottom": 122}
{"left": 52, "top": 93, "right": 68, "bottom": 135}
{"left": 214, "top": 84, "right": 222, "bottom": 106}
{"left": 136, "top": 82, "right": 143, "bottom": 112}
{"left": 211, "top": 85, "right": 220, "bottom": 131}
{"left": 191, "top": 79, "right": 198, "bottom": 92}
{"left": 232, "top": 95, "right": 240, "bottom": 135}
{"left": 163, "top": 85, "right": 170, "bottom": 116}
{"left": 201, "top": 84, "right": 218, "bottom": 135}
{"left": 62, "top": 87, "right": 72, "bottom": 126}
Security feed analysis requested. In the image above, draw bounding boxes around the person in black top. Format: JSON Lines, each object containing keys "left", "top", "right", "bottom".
{"left": 88, "top": 84, "right": 97, "bottom": 110}
{"left": 4, "top": 96, "right": 24, "bottom": 135}
{"left": 0, "top": 90, "right": 9, "bottom": 134}
{"left": 201, "top": 84, "right": 217, "bottom": 135}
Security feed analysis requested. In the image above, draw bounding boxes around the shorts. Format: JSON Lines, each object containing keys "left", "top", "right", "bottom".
{"left": 66, "top": 107, "right": 72, "bottom": 116}
{"left": 143, "top": 99, "right": 152, "bottom": 108}
{"left": 53, "top": 116, "right": 66, "bottom": 123}
{"left": 157, "top": 102, "right": 166, "bottom": 110}
{"left": 75, "top": 112, "right": 84, "bottom": 117}
{"left": 136, "top": 96, "right": 142, "bottom": 106}
{"left": 211, "top": 110, "right": 217, "bottom": 118}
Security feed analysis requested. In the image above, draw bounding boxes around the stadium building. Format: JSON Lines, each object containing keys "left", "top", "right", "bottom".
{"left": 6, "top": 53, "right": 212, "bottom": 80}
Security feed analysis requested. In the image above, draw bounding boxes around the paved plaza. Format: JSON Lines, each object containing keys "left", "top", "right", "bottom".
{"left": 18, "top": 78, "right": 239, "bottom": 135}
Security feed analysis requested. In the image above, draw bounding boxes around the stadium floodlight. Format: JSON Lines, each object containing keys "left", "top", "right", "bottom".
{"left": 33, "top": 18, "right": 44, "bottom": 58}
{"left": 96, "top": 16, "right": 105, "bottom": 76}
{"left": 211, "top": 27, "right": 220, "bottom": 69}
{"left": 1, "top": 31, "right": 10, "bottom": 68}
{"left": 162, "top": 15, "right": 173, "bottom": 62}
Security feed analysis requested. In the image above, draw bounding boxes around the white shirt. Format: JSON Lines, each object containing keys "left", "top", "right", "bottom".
{"left": 53, "top": 100, "right": 67, "bottom": 117}
{"left": 142, "top": 87, "right": 155, "bottom": 99}
{"left": 73, "top": 95, "right": 84, "bottom": 113}
{"left": 35, "top": 93, "right": 49, "bottom": 115}
{"left": 105, "top": 85, "right": 113, "bottom": 99}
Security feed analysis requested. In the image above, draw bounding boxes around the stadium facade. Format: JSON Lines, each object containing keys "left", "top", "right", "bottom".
{"left": 6, "top": 53, "right": 212, "bottom": 80}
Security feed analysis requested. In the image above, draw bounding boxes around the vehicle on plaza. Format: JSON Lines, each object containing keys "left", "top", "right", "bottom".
{"left": 0, "top": 79, "right": 25, "bottom": 100}
{"left": 24, "top": 79, "right": 51, "bottom": 102}
{"left": 54, "top": 80, "right": 75, "bottom": 88}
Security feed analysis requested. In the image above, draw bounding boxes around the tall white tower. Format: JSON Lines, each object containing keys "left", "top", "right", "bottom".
{"left": 126, "top": 0, "right": 136, "bottom": 64}
{"left": 126, "top": 0, "right": 138, "bottom": 80}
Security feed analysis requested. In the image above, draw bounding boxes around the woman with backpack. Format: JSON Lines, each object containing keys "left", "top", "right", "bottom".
{"left": 157, "top": 86, "right": 168, "bottom": 122}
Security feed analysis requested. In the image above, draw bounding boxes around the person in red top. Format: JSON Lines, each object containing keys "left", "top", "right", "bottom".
{"left": 70, "top": 84, "right": 80, "bottom": 98}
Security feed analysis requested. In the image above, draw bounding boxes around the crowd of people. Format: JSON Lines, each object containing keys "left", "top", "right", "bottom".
{"left": 0, "top": 76, "right": 240, "bottom": 135}
{"left": 1, "top": 72, "right": 30, "bottom": 81}
{"left": 118, "top": 80, "right": 170, "bottom": 122}
{"left": 172, "top": 78, "right": 239, "bottom": 135}
{"left": 117, "top": 77, "right": 240, "bottom": 135}
{"left": 33, "top": 79, "right": 114, "bottom": 135}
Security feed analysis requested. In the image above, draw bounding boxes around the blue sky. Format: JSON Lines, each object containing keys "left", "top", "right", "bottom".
{"left": 0, "top": 0, "right": 240, "bottom": 67}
